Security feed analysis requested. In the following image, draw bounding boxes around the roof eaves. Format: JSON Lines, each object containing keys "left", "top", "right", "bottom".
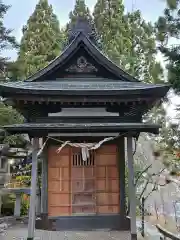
{"left": 0, "top": 82, "right": 169, "bottom": 99}
{"left": 3, "top": 122, "right": 160, "bottom": 135}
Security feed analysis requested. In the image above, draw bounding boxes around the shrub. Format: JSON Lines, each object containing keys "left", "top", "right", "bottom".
{"left": 20, "top": 194, "right": 29, "bottom": 216}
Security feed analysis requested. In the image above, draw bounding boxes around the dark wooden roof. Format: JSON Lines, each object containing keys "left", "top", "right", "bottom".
{"left": 0, "top": 18, "right": 169, "bottom": 114}
{"left": 0, "top": 78, "right": 169, "bottom": 98}
{"left": 3, "top": 122, "right": 160, "bottom": 135}
{"left": 25, "top": 32, "right": 139, "bottom": 82}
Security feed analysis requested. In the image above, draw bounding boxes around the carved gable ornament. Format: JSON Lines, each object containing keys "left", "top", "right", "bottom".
{"left": 65, "top": 57, "right": 98, "bottom": 73}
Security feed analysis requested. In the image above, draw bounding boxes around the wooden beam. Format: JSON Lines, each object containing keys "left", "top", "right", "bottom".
{"left": 13, "top": 96, "right": 155, "bottom": 103}
{"left": 33, "top": 116, "right": 142, "bottom": 124}
{"left": 41, "top": 143, "right": 48, "bottom": 215}
{"left": 117, "top": 137, "right": 126, "bottom": 219}
{"left": 127, "top": 137, "right": 137, "bottom": 240}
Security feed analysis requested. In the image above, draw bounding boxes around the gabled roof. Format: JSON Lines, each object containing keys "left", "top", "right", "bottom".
{"left": 0, "top": 17, "right": 170, "bottom": 101}
{"left": 25, "top": 32, "right": 139, "bottom": 82}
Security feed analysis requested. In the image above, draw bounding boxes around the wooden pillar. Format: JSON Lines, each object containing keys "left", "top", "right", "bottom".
{"left": 117, "top": 137, "right": 126, "bottom": 218}
{"left": 41, "top": 146, "right": 48, "bottom": 215}
{"left": 127, "top": 136, "right": 137, "bottom": 240}
{"left": 27, "top": 138, "right": 39, "bottom": 240}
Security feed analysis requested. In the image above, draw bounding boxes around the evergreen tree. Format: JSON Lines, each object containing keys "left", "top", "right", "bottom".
{"left": 93, "top": 0, "right": 129, "bottom": 63}
{"left": 16, "top": 0, "right": 64, "bottom": 79}
{"left": 156, "top": 0, "right": 180, "bottom": 92}
{"left": 0, "top": 101, "right": 24, "bottom": 146}
{"left": 68, "top": 0, "right": 92, "bottom": 27}
{"left": 0, "top": 1, "right": 17, "bottom": 79}
{"left": 0, "top": 1, "right": 24, "bottom": 146}
{"left": 125, "top": 11, "right": 164, "bottom": 83}
{"left": 93, "top": 0, "right": 164, "bottom": 83}
{"left": 5, "top": 61, "right": 19, "bottom": 81}
{"left": 66, "top": 0, "right": 102, "bottom": 48}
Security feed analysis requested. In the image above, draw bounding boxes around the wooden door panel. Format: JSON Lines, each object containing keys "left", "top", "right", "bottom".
{"left": 49, "top": 206, "right": 70, "bottom": 216}
{"left": 95, "top": 145, "right": 120, "bottom": 214}
{"left": 49, "top": 193, "right": 70, "bottom": 206}
{"left": 72, "top": 177, "right": 95, "bottom": 191}
{"left": 48, "top": 181, "right": 60, "bottom": 192}
{"left": 49, "top": 180, "right": 70, "bottom": 193}
{"left": 96, "top": 166, "right": 106, "bottom": 178}
{"left": 111, "top": 193, "right": 119, "bottom": 205}
{"left": 96, "top": 154, "right": 117, "bottom": 166}
{"left": 108, "top": 166, "right": 118, "bottom": 178}
{"left": 84, "top": 179, "right": 94, "bottom": 192}
{"left": 71, "top": 149, "right": 95, "bottom": 215}
{"left": 60, "top": 180, "right": 70, "bottom": 192}
{"left": 96, "top": 145, "right": 117, "bottom": 154}
{"left": 84, "top": 167, "right": 94, "bottom": 178}
{"left": 96, "top": 179, "right": 106, "bottom": 191}
{"left": 97, "top": 206, "right": 111, "bottom": 214}
{"left": 48, "top": 146, "right": 69, "bottom": 156}
{"left": 72, "top": 193, "right": 95, "bottom": 204}
{"left": 48, "top": 146, "right": 71, "bottom": 217}
{"left": 97, "top": 192, "right": 109, "bottom": 205}
{"left": 71, "top": 167, "right": 95, "bottom": 214}
{"left": 110, "top": 179, "right": 119, "bottom": 191}
{"left": 71, "top": 167, "right": 83, "bottom": 179}
{"left": 60, "top": 167, "right": 70, "bottom": 179}
{"left": 48, "top": 168, "right": 59, "bottom": 180}
{"left": 72, "top": 205, "right": 95, "bottom": 215}
{"left": 52, "top": 155, "right": 69, "bottom": 167}
{"left": 48, "top": 145, "right": 120, "bottom": 216}
{"left": 72, "top": 179, "right": 84, "bottom": 192}
{"left": 112, "top": 206, "right": 119, "bottom": 213}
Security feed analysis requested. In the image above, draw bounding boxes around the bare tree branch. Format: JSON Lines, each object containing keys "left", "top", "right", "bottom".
{"left": 139, "top": 179, "right": 150, "bottom": 200}
{"left": 135, "top": 163, "right": 152, "bottom": 185}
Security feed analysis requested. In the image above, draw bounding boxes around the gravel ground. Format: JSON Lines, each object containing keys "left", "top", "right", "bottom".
{"left": 0, "top": 225, "right": 132, "bottom": 240}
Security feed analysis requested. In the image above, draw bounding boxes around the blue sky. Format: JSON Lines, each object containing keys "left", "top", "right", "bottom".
{"left": 3, "top": 0, "right": 166, "bottom": 60}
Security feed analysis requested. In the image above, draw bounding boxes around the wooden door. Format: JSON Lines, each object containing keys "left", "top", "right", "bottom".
{"left": 48, "top": 144, "right": 120, "bottom": 217}
{"left": 71, "top": 149, "right": 96, "bottom": 215}
{"left": 96, "top": 145, "right": 120, "bottom": 214}
{"left": 48, "top": 146, "right": 71, "bottom": 217}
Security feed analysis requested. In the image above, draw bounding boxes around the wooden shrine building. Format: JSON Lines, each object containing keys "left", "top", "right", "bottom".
{"left": 0, "top": 18, "right": 169, "bottom": 240}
